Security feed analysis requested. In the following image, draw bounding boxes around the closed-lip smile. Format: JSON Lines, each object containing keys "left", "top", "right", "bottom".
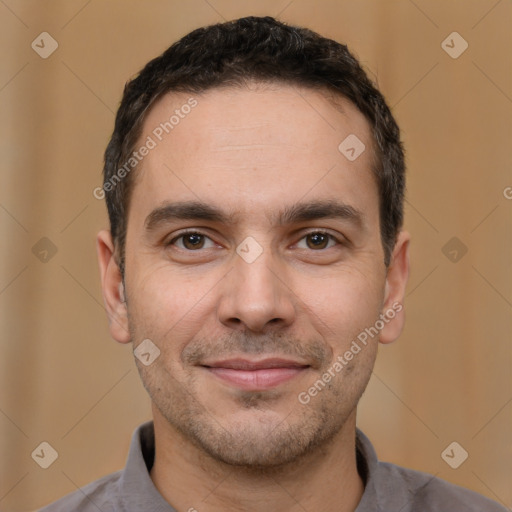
{"left": 201, "top": 357, "right": 310, "bottom": 391}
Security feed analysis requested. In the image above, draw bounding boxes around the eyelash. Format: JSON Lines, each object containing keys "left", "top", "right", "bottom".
{"left": 167, "top": 229, "right": 344, "bottom": 251}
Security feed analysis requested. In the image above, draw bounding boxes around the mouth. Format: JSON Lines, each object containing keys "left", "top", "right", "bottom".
{"left": 200, "top": 358, "right": 310, "bottom": 391}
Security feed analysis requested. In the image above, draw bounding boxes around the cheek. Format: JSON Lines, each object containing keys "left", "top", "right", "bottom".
{"left": 127, "top": 264, "right": 219, "bottom": 349}
{"left": 292, "top": 271, "right": 385, "bottom": 368}
{"left": 297, "top": 264, "right": 384, "bottom": 325}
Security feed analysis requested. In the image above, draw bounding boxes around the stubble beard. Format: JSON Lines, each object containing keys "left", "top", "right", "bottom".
{"left": 129, "top": 314, "right": 376, "bottom": 471}
{"left": 138, "top": 354, "right": 375, "bottom": 472}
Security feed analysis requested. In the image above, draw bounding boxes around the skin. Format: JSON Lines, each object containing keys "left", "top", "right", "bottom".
{"left": 97, "top": 83, "right": 410, "bottom": 512}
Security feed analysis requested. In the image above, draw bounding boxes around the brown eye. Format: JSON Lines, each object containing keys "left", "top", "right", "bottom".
{"left": 182, "top": 233, "right": 205, "bottom": 250}
{"left": 305, "top": 232, "right": 331, "bottom": 250}
{"left": 169, "top": 232, "right": 215, "bottom": 250}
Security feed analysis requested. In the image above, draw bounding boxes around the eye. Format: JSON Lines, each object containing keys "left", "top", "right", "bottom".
{"left": 168, "top": 231, "right": 216, "bottom": 250}
{"left": 296, "top": 231, "right": 340, "bottom": 250}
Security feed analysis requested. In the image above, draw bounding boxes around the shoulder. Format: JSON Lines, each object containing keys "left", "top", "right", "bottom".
{"left": 37, "top": 470, "right": 122, "bottom": 512}
{"left": 355, "top": 429, "right": 507, "bottom": 512}
{"left": 378, "top": 462, "right": 508, "bottom": 511}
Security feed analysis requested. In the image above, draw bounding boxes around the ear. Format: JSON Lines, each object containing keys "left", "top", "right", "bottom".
{"left": 379, "top": 230, "right": 410, "bottom": 345}
{"left": 96, "top": 229, "right": 131, "bottom": 344}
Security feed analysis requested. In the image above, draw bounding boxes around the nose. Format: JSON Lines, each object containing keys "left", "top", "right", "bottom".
{"left": 216, "top": 249, "right": 296, "bottom": 333}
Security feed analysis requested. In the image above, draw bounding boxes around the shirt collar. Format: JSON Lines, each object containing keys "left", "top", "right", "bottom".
{"left": 119, "top": 421, "right": 177, "bottom": 512}
{"left": 354, "top": 428, "right": 380, "bottom": 511}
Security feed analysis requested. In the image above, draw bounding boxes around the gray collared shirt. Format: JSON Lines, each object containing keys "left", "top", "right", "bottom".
{"left": 39, "top": 421, "right": 508, "bottom": 511}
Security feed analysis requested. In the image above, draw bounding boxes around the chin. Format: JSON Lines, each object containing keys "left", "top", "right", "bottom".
{"left": 171, "top": 403, "right": 344, "bottom": 470}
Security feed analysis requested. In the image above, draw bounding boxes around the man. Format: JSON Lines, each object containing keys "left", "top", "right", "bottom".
{"left": 41, "top": 16, "right": 506, "bottom": 512}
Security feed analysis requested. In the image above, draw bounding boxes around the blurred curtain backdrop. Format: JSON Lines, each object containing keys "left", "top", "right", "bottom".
{"left": 0, "top": 1, "right": 510, "bottom": 510}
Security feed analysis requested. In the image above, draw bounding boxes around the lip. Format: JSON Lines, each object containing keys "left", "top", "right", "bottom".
{"left": 201, "top": 358, "right": 309, "bottom": 391}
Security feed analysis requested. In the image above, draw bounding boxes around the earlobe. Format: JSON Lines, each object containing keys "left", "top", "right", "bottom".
{"left": 379, "top": 230, "right": 410, "bottom": 345}
{"left": 96, "top": 229, "right": 131, "bottom": 344}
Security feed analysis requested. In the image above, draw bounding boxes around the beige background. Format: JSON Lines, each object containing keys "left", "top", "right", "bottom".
{"left": 0, "top": 0, "right": 511, "bottom": 510}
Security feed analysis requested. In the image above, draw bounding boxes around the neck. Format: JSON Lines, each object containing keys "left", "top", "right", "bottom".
{"left": 149, "top": 407, "right": 364, "bottom": 512}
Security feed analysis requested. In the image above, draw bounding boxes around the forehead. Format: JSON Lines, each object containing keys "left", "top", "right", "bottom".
{"left": 128, "top": 84, "right": 378, "bottom": 229}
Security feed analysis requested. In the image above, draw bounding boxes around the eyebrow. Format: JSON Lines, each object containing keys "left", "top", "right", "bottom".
{"left": 144, "top": 199, "right": 364, "bottom": 232}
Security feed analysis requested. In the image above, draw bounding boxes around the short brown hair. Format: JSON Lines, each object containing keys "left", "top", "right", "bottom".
{"left": 103, "top": 16, "right": 405, "bottom": 275}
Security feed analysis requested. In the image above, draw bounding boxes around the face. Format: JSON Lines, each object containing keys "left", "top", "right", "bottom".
{"left": 98, "top": 83, "right": 409, "bottom": 468}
